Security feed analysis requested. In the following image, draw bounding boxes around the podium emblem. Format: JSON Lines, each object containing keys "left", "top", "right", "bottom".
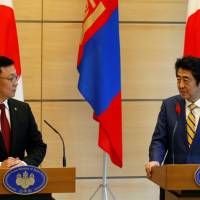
{"left": 3, "top": 166, "right": 47, "bottom": 195}
{"left": 194, "top": 167, "right": 200, "bottom": 186}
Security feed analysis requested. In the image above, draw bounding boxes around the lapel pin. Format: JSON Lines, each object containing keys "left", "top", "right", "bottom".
{"left": 14, "top": 107, "right": 18, "bottom": 111}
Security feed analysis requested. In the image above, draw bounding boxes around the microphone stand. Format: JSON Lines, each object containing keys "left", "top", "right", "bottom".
{"left": 172, "top": 102, "right": 181, "bottom": 164}
{"left": 172, "top": 121, "right": 178, "bottom": 164}
{"left": 44, "top": 120, "right": 66, "bottom": 167}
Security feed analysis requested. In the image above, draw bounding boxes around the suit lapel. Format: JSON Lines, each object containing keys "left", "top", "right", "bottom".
{"left": 8, "top": 99, "right": 18, "bottom": 154}
{"left": 190, "top": 120, "right": 200, "bottom": 149}
{"left": 0, "top": 130, "right": 7, "bottom": 156}
{"left": 178, "top": 99, "right": 189, "bottom": 151}
{"left": 0, "top": 99, "right": 17, "bottom": 156}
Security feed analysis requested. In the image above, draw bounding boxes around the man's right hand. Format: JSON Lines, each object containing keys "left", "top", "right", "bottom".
{"left": 145, "top": 161, "right": 160, "bottom": 178}
{"left": 1, "top": 157, "right": 21, "bottom": 168}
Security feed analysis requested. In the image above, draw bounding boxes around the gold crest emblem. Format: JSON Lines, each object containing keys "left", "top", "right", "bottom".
{"left": 16, "top": 171, "right": 35, "bottom": 189}
{"left": 81, "top": 0, "right": 105, "bottom": 42}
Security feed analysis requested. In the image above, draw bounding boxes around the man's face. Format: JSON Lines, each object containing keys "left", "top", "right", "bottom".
{"left": 177, "top": 68, "right": 200, "bottom": 102}
{"left": 0, "top": 65, "right": 18, "bottom": 101}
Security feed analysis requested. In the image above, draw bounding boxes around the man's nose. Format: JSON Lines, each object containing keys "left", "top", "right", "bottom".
{"left": 13, "top": 81, "right": 18, "bottom": 87}
{"left": 179, "top": 79, "right": 185, "bottom": 88}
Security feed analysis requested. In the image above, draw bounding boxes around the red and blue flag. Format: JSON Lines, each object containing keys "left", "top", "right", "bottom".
{"left": 77, "top": 0, "right": 122, "bottom": 167}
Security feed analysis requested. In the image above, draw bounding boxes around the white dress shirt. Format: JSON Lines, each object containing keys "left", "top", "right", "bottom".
{"left": 185, "top": 99, "right": 200, "bottom": 130}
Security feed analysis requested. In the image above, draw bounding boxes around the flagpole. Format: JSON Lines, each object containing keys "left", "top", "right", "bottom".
{"left": 102, "top": 153, "right": 108, "bottom": 200}
{"left": 89, "top": 153, "right": 116, "bottom": 200}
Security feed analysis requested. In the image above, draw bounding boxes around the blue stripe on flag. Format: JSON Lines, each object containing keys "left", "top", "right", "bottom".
{"left": 78, "top": 9, "right": 121, "bottom": 116}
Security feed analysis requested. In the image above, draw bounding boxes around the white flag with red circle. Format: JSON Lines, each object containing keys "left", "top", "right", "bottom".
{"left": 184, "top": 0, "right": 200, "bottom": 57}
{"left": 0, "top": 0, "right": 23, "bottom": 100}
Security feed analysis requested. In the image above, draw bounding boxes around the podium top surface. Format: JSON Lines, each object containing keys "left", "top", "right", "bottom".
{"left": 150, "top": 164, "right": 200, "bottom": 190}
{"left": 0, "top": 167, "right": 76, "bottom": 194}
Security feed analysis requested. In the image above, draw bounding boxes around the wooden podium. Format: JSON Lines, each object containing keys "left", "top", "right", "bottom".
{"left": 0, "top": 167, "right": 76, "bottom": 194}
{"left": 149, "top": 164, "right": 200, "bottom": 200}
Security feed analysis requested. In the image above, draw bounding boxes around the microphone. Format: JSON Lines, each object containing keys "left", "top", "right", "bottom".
{"left": 172, "top": 102, "right": 181, "bottom": 164}
{"left": 44, "top": 120, "right": 66, "bottom": 167}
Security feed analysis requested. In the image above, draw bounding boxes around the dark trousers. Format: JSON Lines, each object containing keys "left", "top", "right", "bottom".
{"left": 0, "top": 194, "right": 55, "bottom": 200}
{"left": 160, "top": 188, "right": 165, "bottom": 200}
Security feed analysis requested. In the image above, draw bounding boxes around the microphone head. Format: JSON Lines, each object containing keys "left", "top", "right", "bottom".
{"left": 176, "top": 102, "right": 181, "bottom": 115}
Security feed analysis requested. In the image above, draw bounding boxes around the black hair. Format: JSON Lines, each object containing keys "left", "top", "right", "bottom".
{"left": 0, "top": 56, "right": 14, "bottom": 72}
{"left": 175, "top": 56, "right": 200, "bottom": 85}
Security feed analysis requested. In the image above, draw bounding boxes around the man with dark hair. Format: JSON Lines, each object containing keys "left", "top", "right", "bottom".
{"left": 145, "top": 56, "right": 200, "bottom": 200}
{"left": 0, "top": 56, "right": 53, "bottom": 199}
{"left": 175, "top": 56, "right": 200, "bottom": 85}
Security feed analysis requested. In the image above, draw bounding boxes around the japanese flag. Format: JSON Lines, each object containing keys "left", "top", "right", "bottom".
{"left": 184, "top": 0, "right": 200, "bottom": 57}
{"left": 0, "top": 0, "right": 23, "bottom": 100}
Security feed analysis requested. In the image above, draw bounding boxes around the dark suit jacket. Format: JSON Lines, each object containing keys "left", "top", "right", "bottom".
{"left": 0, "top": 99, "right": 53, "bottom": 200}
{"left": 0, "top": 98, "right": 47, "bottom": 165}
{"left": 149, "top": 95, "right": 200, "bottom": 164}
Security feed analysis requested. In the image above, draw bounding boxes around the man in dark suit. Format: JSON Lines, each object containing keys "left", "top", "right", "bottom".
{"left": 0, "top": 56, "right": 54, "bottom": 199}
{"left": 145, "top": 56, "right": 200, "bottom": 200}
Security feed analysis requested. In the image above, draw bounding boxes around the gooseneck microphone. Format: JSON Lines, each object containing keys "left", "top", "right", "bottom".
{"left": 44, "top": 120, "right": 66, "bottom": 167}
{"left": 172, "top": 102, "right": 181, "bottom": 164}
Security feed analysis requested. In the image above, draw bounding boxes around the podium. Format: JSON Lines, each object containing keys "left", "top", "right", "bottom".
{"left": 0, "top": 167, "right": 75, "bottom": 194}
{"left": 149, "top": 164, "right": 200, "bottom": 200}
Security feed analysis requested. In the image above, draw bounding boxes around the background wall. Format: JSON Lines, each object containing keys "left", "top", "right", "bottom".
{"left": 14, "top": 0, "right": 187, "bottom": 199}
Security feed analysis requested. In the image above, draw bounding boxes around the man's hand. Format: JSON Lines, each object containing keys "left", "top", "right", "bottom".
{"left": 1, "top": 157, "right": 25, "bottom": 168}
{"left": 145, "top": 161, "right": 160, "bottom": 178}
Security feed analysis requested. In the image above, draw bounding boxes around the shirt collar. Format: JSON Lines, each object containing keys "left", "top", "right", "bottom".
{"left": 185, "top": 99, "right": 200, "bottom": 108}
{"left": 1, "top": 100, "right": 9, "bottom": 110}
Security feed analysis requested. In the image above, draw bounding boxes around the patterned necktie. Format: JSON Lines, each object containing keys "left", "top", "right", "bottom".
{"left": 0, "top": 104, "right": 10, "bottom": 153}
{"left": 187, "top": 103, "right": 197, "bottom": 147}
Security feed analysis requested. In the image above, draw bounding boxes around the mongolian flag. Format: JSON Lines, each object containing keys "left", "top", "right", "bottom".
{"left": 77, "top": 0, "right": 122, "bottom": 167}
{"left": 184, "top": 0, "right": 200, "bottom": 57}
{"left": 0, "top": 0, "right": 23, "bottom": 100}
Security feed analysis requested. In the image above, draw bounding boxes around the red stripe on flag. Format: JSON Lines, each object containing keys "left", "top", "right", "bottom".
{"left": 77, "top": 0, "right": 118, "bottom": 65}
{"left": 184, "top": 9, "right": 200, "bottom": 57}
{"left": 94, "top": 92, "right": 122, "bottom": 167}
{"left": 0, "top": 5, "right": 21, "bottom": 75}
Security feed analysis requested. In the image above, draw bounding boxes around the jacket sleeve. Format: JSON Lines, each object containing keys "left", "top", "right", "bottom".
{"left": 149, "top": 101, "right": 169, "bottom": 164}
{"left": 22, "top": 104, "right": 47, "bottom": 166}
